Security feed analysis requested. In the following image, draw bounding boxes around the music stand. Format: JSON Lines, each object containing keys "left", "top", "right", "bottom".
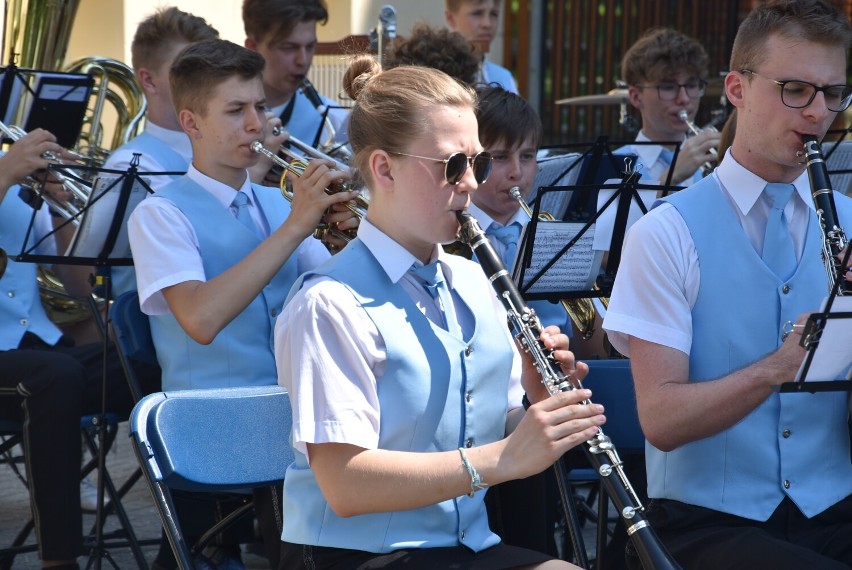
{"left": 0, "top": 64, "right": 93, "bottom": 148}
{"left": 516, "top": 155, "right": 680, "bottom": 303}
{"left": 777, "top": 246, "right": 852, "bottom": 394}
{"left": 13, "top": 156, "right": 171, "bottom": 569}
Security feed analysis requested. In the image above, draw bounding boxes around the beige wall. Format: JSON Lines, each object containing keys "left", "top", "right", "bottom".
{"left": 37, "top": 1, "right": 503, "bottom": 69}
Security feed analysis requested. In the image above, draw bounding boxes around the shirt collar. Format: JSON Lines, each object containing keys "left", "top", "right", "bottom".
{"left": 634, "top": 130, "right": 686, "bottom": 168}
{"left": 358, "top": 218, "right": 454, "bottom": 287}
{"left": 467, "top": 201, "right": 529, "bottom": 231}
{"left": 186, "top": 165, "right": 255, "bottom": 209}
{"left": 714, "top": 149, "right": 812, "bottom": 216}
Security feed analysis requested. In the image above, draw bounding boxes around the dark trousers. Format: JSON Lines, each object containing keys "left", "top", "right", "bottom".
{"left": 0, "top": 334, "right": 160, "bottom": 560}
{"left": 636, "top": 495, "right": 852, "bottom": 570}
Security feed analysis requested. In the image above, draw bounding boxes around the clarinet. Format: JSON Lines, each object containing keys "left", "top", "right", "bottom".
{"left": 456, "top": 211, "right": 681, "bottom": 570}
{"left": 802, "top": 136, "right": 848, "bottom": 296}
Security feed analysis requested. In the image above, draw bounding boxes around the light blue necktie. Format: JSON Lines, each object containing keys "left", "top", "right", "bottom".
{"left": 410, "top": 261, "right": 461, "bottom": 337}
{"left": 231, "top": 191, "right": 259, "bottom": 238}
{"left": 487, "top": 222, "right": 522, "bottom": 268}
{"left": 659, "top": 148, "right": 675, "bottom": 167}
{"left": 762, "top": 183, "right": 797, "bottom": 280}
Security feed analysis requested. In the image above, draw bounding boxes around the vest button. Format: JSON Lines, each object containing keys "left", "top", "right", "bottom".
{"left": 466, "top": 392, "right": 472, "bottom": 403}
{"left": 782, "top": 284, "right": 791, "bottom": 294}
{"left": 270, "top": 308, "right": 278, "bottom": 317}
{"left": 460, "top": 530, "right": 465, "bottom": 540}
{"left": 19, "top": 318, "right": 27, "bottom": 326}
{"left": 6, "top": 291, "right": 13, "bottom": 298}
{"left": 783, "top": 479, "right": 791, "bottom": 489}
{"left": 782, "top": 429, "right": 791, "bottom": 438}
{"left": 465, "top": 438, "right": 473, "bottom": 448}
{"left": 465, "top": 346, "right": 472, "bottom": 357}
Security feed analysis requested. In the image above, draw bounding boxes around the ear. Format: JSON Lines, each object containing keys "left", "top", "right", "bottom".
{"left": 370, "top": 149, "right": 395, "bottom": 191}
{"left": 244, "top": 36, "right": 257, "bottom": 51}
{"left": 137, "top": 68, "right": 157, "bottom": 95}
{"left": 445, "top": 9, "right": 457, "bottom": 29}
{"left": 627, "top": 85, "right": 644, "bottom": 111}
{"left": 179, "top": 109, "right": 201, "bottom": 139}
{"left": 725, "top": 71, "right": 745, "bottom": 110}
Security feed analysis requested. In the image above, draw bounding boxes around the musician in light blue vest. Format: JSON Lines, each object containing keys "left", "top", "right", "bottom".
{"left": 127, "top": 39, "right": 359, "bottom": 569}
{"left": 275, "top": 60, "right": 603, "bottom": 570}
{"left": 243, "top": 0, "right": 349, "bottom": 163}
{"left": 616, "top": 28, "right": 720, "bottom": 187}
{"left": 104, "top": 7, "right": 218, "bottom": 298}
{"left": 445, "top": 0, "right": 519, "bottom": 94}
{"left": 0, "top": 130, "right": 160, "bottom": 569}
{"left": 604, "top": 2, "right": 852, "bottom": 568}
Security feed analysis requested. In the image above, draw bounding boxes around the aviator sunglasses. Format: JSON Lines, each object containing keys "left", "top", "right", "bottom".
{"left": 388, "top": 150, "right": 493, "bottom": 185}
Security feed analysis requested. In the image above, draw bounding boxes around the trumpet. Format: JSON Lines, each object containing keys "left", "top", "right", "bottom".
{"left": 678, "top": 110, "right": 718, "bottom": 176}
{"left": 0, "top": 120, "right": 91, "bottom": 225}
{"left": 509, "top": 186, "right": 600, "bottom": 340}
{"left": 271, "top": 127, "right": 351, "bottom": 175}
{"left": 250, "top": 140, "right": 367, "bottom": 243}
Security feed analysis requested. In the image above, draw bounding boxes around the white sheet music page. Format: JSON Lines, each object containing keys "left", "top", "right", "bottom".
{"left": 795, "top": 295, "right": 852, "bottom": 382}
{"left": 514, "top": 221, "right": 602, "bottom": 295}
{"left": 65, "top": 176, "right": 148, "bottom": 259}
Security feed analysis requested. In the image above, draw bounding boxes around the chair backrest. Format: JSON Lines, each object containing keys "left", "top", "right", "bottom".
{"left": 130, "top": 386, "right": 294, "bottom": 492}
{"left": 582, "top": 359, "right": 644, "bottom": 452}
{"left": 110, "top": 291, "right": 158, "bottom": 403}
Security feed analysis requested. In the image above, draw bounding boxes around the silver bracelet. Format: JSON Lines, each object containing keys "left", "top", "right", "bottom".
{"left": 458, "top": 447, "right": 487, "bottom": 498}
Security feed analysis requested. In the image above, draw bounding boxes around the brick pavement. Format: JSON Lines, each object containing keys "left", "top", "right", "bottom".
{"left": 0, "top": 424, "right": 270, "bottom": 570}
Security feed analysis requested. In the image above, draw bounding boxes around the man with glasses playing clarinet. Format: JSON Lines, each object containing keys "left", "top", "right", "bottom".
{"left": 618, "top": 28, "right": 721, "bottom": 186}
{"left": 604, "top": 1, "right": 852, "bottom": 569}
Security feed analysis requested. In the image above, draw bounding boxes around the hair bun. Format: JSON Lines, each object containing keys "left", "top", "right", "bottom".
{"left": 342, "top": 54, "right": 381, "bottom": 101}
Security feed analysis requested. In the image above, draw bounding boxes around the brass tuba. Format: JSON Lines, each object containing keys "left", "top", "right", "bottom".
{"left": 509, "top": 186, "right": 600, "bottom": 340}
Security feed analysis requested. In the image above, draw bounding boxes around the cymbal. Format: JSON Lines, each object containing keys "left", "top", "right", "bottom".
{"left": 556, "top": 88, "right": 629, "bottom": 106}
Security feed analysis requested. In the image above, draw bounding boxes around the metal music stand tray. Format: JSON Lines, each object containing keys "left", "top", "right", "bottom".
{"left": 13, "top": 157, "right": 175, "bottom": 569}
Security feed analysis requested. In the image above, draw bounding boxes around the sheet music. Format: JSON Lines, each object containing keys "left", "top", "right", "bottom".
{"left": 65, "top": 176, "right": 148, "bottom": 259}
{"left": 516, "top": 221, "right": 602, "bottom": 294}
{"left": 592, "top": 179, "right": 656, "bottom": 251}
{"left": 795, "top": 296, "right": 852, "bottom": 382}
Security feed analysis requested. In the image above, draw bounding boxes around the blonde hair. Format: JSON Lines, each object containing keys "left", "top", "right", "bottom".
{"left": 342, "top": 55, "right": 477, "bottom": 185}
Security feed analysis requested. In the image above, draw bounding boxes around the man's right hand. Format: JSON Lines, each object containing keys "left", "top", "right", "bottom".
{"left": 0, "top": 129, "right": 64, "bottom": 195}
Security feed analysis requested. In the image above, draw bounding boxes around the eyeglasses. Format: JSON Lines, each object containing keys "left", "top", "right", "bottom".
{"left": 388, "top": 150, "right": 493, "bottom": 185}
{"left": 634, "top": 80, "right": 707, "bottom": 101}
{"left": 740, "top": 69, "right": 852, "bottom": 113}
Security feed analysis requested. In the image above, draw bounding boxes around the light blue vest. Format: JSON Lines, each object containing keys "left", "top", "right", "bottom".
{"left": 110, "top": 132, "right": 189, "bottom": 297}
{"left": 282, "top": 240, "right": 512, "bottom": 553}
{"left": 648, "top": 177, "right": 852, "bottom": 520}
{"left": 0, "top": 191, "right": 62, "bottom": 349}
{"left": 286, "top": 90, "right": 348, "bottom": 150}
{"left": 148, "top": 176, "right": 299, "bottom": 390}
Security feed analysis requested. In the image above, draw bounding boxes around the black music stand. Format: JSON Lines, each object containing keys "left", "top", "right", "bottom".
{"left": 14, "top": 156, "right": 168, "bottom": 569}
{"left": 515, "top": 168, "right": 678, "bottom": 303}
{"left": 0, "top": 64, "right": 93, "bottom": 148}
{"left": 777, "top": 246, "right": 852, "bottom": 394}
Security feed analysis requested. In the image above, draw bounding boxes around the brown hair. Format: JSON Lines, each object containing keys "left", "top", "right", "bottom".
{"left": 620, "top": 28, "right": 709, "bottom": 85}
{"left": 170, "top": 39, "right": 265, "bottom": 116}
{"left": 476, "top": 85, "right": 541, "bottom": 150}
{"left": 242, "top": 0, "right": 328, "bottom": 44}
{"left": 730, "top": 0, "right": 851, "bottom": 72}
{"left": 385, "top": 22, "right": 481, "bottom": 88}
{"left": 131, "top": 7, "right": 218, "bottom": 72}
{"left": 342, "top": 55, "right": 477, "bottom": 185}
{"left": 445, "top": 0, "right": 502, "bottom": 13}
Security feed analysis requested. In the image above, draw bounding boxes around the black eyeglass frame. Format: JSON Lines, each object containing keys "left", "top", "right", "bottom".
{"left": 739, "top": 69, "right": 852, "bottom": 113}
{"left": 387, "top": 150, "right": 493, "bottom": 185}
{"left": 632, "top": 79, "right": 708, "bottom": 101}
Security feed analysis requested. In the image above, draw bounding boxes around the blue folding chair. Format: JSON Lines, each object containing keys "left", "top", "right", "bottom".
{"left": 129, "top": 386, "right": 295, "bottom": 570}
{"left": 110, "top": 290, "right": 159, "bottom": 403}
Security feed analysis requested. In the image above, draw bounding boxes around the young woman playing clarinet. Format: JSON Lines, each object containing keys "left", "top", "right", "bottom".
{"left": 273, "top": 57, "right": 606, "bottom": 569}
